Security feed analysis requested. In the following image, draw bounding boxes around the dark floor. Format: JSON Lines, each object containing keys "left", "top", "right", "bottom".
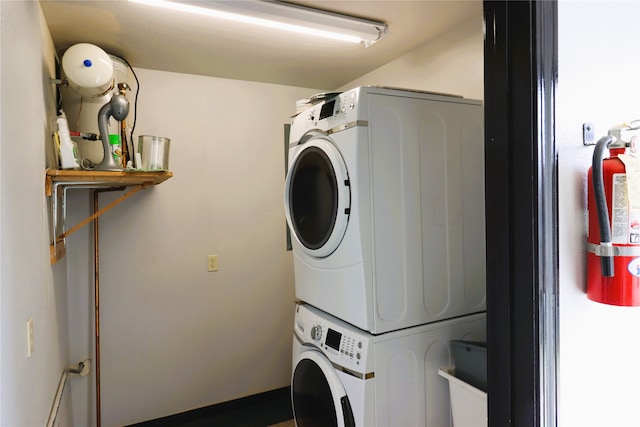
{"left": 128, "top": 387, "right": 293, "bottom": 427}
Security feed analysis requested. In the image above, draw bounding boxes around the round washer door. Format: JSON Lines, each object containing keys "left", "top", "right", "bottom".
{"left": 292, "top": 350, "right": 356, "bottom": 427}
{"left": 284, "top": 133, "right": 350, "bottom": 258}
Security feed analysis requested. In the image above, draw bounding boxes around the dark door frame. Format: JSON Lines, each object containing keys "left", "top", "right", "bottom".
{"left": 484, "top": 1, "right": 558, "bottom": 426}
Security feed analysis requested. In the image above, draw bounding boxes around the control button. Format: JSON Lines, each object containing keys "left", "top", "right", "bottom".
{"left": 310, "top": 325, "right": 322, "bottom": 341}
{"left": 358, "top": 342, "right": 362, "bottom": 349}
{"left": 356, "top": 353, "right": 361, "bottom": 360}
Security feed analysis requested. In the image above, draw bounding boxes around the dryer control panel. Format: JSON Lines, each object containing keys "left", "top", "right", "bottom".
{"left": 318, "top": 90, "right": 358, "bottom": 121}
{"left": 290, "top": 89, "right": 362, "bottom": 142}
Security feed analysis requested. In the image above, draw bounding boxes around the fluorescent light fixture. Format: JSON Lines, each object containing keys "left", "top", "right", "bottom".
{"left": 128, "top": 0, "right": 388, "bottom": 46}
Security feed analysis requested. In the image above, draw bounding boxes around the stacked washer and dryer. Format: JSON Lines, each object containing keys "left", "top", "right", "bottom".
{"left": 284, "top": 86, "right": 486, "bottom": 426}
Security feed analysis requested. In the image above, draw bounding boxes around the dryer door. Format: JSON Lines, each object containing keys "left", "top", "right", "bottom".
{"left": 285, "top": 132, "right": 350, "bottom": 258}
{"left": 292, "top": 350, "right": 356, "bottom": 427}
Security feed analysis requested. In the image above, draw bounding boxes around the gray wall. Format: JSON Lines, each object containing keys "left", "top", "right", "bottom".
{"left": 0, "top": 1, "right": 72, "bottom": 426}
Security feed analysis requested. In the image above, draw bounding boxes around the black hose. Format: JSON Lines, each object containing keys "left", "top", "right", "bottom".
{"left": 592, "top": 135, "right": 615, "bottom": 277}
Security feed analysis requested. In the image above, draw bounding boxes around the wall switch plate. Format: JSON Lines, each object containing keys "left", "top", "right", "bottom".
{"left": 208, "top": 255, "right": 218, "bottom": 272}
{"left": 27, "top": 318, "right": 34, "bottom": 358}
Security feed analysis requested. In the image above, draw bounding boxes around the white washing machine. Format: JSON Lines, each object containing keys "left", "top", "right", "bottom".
{"left": 284, "top": 86, "right": 486, "bottom": 334}
{"left": 291, "top": 302, "right": 486, "bottom": 427}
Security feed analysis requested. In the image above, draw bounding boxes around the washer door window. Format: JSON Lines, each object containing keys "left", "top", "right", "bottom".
{"left": 285, "top": 135, "right": 350, "bottom": 258}
{"left": 292, "top": 351, "right": 355, "bottom": 427}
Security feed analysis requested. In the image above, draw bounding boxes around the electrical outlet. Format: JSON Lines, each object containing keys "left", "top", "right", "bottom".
{"left": 208, "top": 255, "right": 219, "bottom": 272}
{"left": 27, "top": 318, "right": 34, "bottom": 358}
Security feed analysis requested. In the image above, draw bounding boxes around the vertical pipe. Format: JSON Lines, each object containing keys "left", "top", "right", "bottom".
{"left": 93, "top": 187, "right": 123, "bottom": 427}
{"left": 93, "top": 191, "right": 101, "bottom": 427}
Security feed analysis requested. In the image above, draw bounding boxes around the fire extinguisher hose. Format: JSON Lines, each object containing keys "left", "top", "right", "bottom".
{"left": 592, "top": 135, "right": 615, "bottom": 277}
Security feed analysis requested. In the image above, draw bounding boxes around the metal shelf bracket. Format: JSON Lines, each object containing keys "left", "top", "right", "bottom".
{"left": 45, "top": 169, "right": 173, "bottom": 264}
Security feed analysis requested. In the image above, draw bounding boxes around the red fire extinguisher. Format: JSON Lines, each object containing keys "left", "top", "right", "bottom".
{"left": 587, "top": 134, "right": 640, "bottom": 305}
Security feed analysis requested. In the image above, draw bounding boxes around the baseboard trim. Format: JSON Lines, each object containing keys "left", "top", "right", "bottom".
{"left": 128, "top": 386, "right": 292, "bottom": 426}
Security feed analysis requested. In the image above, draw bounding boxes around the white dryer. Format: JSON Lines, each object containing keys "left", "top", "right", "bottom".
{"left": 285, "top": 86, "right": 486, "bottom": 334}
{"left": 291, "top": 302, "right": 486, "bottom": 427}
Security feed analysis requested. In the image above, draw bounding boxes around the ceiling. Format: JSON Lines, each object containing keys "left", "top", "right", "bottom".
{"left": 40, "top": 0, "right": 481, "bottom": 89}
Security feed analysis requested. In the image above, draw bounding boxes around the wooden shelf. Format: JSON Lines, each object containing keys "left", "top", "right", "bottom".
{"left": 45, "top": 169, "right": 173, "bottom": 195}
{"left": 45, "top": 169, "right": 173, "bottom": 263}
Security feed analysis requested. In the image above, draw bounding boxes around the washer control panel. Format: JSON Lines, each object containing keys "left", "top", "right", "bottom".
{"left": 295, "top": 303, "right": 370, "bottom": 372}
{"left": 310, "top": 325, "right": 322, "bottom": 341}
{"left": 323, "top": 327, "right": 363, "bottom": 364}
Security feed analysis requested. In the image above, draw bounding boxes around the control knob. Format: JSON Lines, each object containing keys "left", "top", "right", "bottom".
{"left": 310, "top": 325, "right": 322, "bottom": 341}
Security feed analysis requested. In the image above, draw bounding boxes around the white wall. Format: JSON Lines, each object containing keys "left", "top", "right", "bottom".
{"left": 63, "top": 71, "right": 322, "bottom": 426}
{"left": 558, "top": 1, "right": 640, "bottom": 426}
{"left": 0, "top": 2, "right": 73, "bottom": 427}
{"left": 340, "top": 11, "right": 483, "bottom": 100}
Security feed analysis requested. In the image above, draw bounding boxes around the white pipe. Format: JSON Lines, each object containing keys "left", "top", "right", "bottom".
{"left": 47, "top": 360, "right": 91, "bottom": 427}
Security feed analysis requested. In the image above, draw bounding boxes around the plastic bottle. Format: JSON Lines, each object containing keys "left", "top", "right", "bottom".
{"left": 109, "top": 134, "right": 122, "bottom": 164}
{"left": 56, "top": 113, "right": 80, "bottom": 169}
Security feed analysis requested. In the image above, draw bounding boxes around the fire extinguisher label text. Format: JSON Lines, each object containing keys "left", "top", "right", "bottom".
{"left": 612, "top": 174, "right": 630, "bottom": 244}
{"left": 611, "top": 173, "right": 640, "bottom": 244}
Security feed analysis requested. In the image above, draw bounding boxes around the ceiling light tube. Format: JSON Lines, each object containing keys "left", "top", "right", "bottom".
{"left": 128, "top": 0, "right": 388, "bottom": 46}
